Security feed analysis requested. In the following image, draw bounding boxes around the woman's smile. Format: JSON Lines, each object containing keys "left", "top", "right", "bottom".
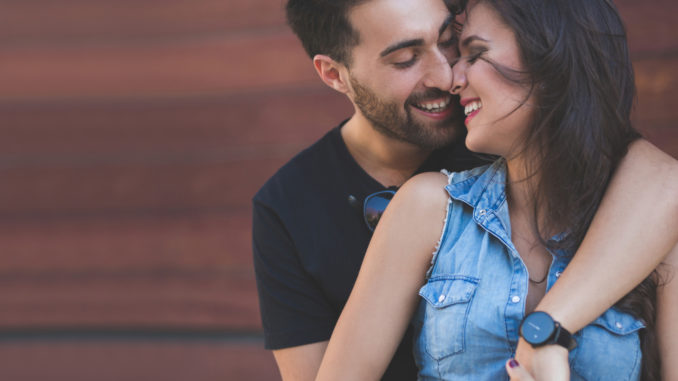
{"left": 460, "top": 97, "right": 482, "bottom": 125}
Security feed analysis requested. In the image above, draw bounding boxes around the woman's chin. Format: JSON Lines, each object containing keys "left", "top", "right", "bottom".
{"left": 465, "top": 137, "right": 494, "bottom": 156}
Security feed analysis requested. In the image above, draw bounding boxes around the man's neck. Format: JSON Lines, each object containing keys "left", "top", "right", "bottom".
{"left": 341, "top": 114, "right": 432, "bottom": 187}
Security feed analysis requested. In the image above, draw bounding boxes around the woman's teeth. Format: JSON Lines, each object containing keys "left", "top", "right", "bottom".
{"left": 416, "top": 97, "right": 451, "bottom": 112}
{"left": 464, "top": 101, "right": 482, "bottom": 116}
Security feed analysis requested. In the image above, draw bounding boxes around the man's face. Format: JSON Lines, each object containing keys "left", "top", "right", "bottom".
{"left": 345, "top": 0, "right": 464, "bottom": 149}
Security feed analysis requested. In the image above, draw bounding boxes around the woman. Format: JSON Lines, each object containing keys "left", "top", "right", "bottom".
{"left": 315, "top": 0, "right": 676, "bottom": 379}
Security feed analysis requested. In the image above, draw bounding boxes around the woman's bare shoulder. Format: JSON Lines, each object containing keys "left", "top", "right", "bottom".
{"left": 397, "top": 171, "right": 451, "bottom": 205}
{"left": 377, "top": 171, "right": 451, "bottom": 239}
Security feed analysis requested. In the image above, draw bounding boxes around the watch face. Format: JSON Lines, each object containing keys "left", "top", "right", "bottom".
{"left": 520, "top": 311, "right": 556, "bottom": 345}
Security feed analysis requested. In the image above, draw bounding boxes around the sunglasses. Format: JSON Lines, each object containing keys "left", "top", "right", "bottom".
{"left": 363, "top": 189, "right": 396, "bottom": 232}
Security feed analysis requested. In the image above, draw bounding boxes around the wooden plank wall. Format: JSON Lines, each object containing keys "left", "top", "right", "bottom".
{"left": 0, "top": 0, "right": 675, "bottom": 379}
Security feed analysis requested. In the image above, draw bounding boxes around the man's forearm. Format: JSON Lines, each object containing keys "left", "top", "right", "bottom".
{"left": 537, "top": 139, "right": 678, "bottom": 331}
{"left": 273, "top": 341, "right": 329, "bottom": 381}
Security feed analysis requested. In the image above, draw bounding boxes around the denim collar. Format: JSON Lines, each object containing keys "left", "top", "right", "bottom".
{"left": 446, "top": 159, "right": 509, "bottom": 229}
{"left": 445, "top": 159, "right": 573, "bottom": 258}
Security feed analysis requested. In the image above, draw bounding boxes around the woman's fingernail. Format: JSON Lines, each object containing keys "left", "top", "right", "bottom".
{"left": 509, "top": 359, "right": 520, "bottom": 368}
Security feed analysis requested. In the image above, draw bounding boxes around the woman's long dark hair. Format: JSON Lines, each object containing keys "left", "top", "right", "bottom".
{"left": 449, "top": 0, "right": 659, "bottom": 378}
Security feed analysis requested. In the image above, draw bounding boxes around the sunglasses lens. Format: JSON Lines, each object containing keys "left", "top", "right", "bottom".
{"left": 364, "top": 191, "right": 395, "bottom": 231}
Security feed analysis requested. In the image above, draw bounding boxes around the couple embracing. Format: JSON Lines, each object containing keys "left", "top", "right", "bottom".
{"left": 254, "top": 0, "right": 678, "bottom": 379}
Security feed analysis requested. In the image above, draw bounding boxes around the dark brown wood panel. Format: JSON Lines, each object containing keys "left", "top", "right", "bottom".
{"left": 0, "top": 0, "right": 287, "bottom": 42}
{"left": 618, "top": 0, "right": 678, "bottom": 56}
{"left": 0, "top": 32, "right": 314, "bottom": 100}
{"left": 0, "top": 340, "right": 278, "bottom": 381}
{"left": 639, "top": 125, "right": 678, "bottom": 159}
{"left": 0, "top": 212, "right": 252, "bottom": 273}
{"left": 0, "top": 87, "right": 351, "bottom": 157}
{"left": 0, "top": 268, "right": 259, "bottom": 330}
{"left": 0, "top": 157, "right": 286, "bottom": 215}
{"left": 634, "top": 57, "right": 678, "bottom": 126}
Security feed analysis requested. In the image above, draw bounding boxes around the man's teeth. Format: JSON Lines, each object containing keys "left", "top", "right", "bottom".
{"left": 464, "top": 101, "right": 482, "bottom": 116}
{"left": 416, "top": 97, "right": 451, "bottom": 112}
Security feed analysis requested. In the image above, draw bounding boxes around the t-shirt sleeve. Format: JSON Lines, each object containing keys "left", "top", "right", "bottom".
{"left": 252, "top": 199, "right": 337, "bottom": 349}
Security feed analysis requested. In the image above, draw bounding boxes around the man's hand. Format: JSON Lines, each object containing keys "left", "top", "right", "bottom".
{"left": 511, "top": 338, "right": 569, "bottom": 381}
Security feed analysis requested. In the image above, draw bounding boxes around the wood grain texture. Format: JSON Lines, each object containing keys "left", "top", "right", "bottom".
{"left": 617, "top": 0, "right": 678, "bottom": 56}
{"left": 0, "top": 32, "right": 314, "bottom": 101}
{"left": 0, "top": 269, "right": 260, "bottom": 330}
{"left": 0, "top": 0, "right": 287, "bottom": 42}
{"left": 0, "top": 339, "right": 279, "bottom": 381}
{"left": 0, "top": 87, "right": 350, "bottom": 157}
{"left": 0, "top": 212, "right": 252, "bottom": 272}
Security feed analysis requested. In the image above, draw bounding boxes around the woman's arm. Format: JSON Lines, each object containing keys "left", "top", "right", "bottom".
{"left": 315, "top": 172, "right": 450, "bottom": 381}
{"left": 516, "top": 139, "right": 678, "bottom": 376}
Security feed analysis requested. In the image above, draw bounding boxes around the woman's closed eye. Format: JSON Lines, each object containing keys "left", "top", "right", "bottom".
{"left": 466, "top": 48, "right": 486, "bottom": 64}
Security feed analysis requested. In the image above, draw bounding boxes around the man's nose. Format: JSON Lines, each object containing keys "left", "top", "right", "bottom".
{"left": 422, "top": 50, "right": 454, "bottom": 91}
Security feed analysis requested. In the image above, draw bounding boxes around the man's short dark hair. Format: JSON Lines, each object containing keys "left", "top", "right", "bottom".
{"left": 286, "top": 0, "right": 370, "bottom": 66}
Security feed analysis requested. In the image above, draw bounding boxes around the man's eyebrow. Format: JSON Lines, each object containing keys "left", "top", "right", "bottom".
{"left": 461, "top": 35, "right": 489, "bottom": 48}
{"left": 438, "top": 14, "right": 455, "bottom": 38}
{"left": 379, "top": 15, "right": 456, "bottom": 58}
{"left": 379, "top": 39, "right": 425, "bottom": 58}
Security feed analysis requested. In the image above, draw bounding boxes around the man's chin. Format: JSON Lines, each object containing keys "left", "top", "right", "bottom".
{"left": 413, "top": 114, "right": 463, "bottom": 135}
{"left": 410, "top": 124, "right": 464, "bottom": 150}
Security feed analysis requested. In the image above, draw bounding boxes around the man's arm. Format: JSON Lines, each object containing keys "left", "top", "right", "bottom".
{"left": 273, "top": 342, "right": 328, "bottom": 381}
{"left": 516, "top": 139, "right": 678, "bottom": 376}
{"left": 252, "top": 199, "right": 337, "bottom": 380}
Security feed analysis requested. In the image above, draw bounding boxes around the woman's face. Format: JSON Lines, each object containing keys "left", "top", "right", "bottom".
{"left": 451, "top": 1, "right": 534, "bottom": 159}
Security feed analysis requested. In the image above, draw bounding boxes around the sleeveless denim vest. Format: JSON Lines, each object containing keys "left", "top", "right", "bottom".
{"left": 412, "top": 160, "right": 644, "bottom": 380}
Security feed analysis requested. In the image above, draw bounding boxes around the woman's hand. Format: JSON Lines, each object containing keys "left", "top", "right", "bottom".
{"left": 506, "top": 359, "right": 534, "bottom": 381}
{"left": 510, "top": 339, "right": 569, "bottom": 380}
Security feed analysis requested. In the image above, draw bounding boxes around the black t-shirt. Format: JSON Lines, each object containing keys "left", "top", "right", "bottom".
{"left": 252, "top": 123, "right": 485, "bottom": 380}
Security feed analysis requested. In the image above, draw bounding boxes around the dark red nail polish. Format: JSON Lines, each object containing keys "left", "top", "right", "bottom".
{"left": 509, "top": 359, "right": 520, "bottom": 368}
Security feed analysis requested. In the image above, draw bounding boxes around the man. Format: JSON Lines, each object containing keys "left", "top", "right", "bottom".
{"left": 253, "top": 0, "right": 678, "bottom": 379}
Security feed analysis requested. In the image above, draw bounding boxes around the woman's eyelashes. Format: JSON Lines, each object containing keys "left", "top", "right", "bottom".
{"left": 465, "top": 47, "right": 487, "bottom": 64}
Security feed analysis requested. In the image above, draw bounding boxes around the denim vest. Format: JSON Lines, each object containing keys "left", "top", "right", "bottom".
{"left": 412, "top": 160, "right": 643, "bottom": 380}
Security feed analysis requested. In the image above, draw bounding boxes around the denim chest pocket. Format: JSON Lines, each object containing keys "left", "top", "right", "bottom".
{"left": 416, "top": 276, "right": 479, "bottom": 360}
{"left": 570, "top": 308, "right": 644, "bottom": 381}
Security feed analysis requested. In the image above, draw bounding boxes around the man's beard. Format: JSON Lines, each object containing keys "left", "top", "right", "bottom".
{"left": 350, "top": 77, "right": 462, "bottom": 150}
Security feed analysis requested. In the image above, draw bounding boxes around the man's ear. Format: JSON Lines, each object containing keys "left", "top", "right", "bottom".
{"left": 313, "top": 54, "right": 351, "bottom": 94}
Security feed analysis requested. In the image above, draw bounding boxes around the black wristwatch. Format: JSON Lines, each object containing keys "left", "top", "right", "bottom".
{"left": 519, "top": 311, "right": 577, "bottom": 350}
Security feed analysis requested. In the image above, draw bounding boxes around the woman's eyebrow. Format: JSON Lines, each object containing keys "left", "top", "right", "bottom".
{"left": 460, "top": 35, "right": 489, "bottom": 48}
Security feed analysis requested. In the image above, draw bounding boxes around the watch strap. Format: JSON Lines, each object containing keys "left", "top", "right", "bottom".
{"left": 554, "top": 322, "right": 577, "bottom": 350}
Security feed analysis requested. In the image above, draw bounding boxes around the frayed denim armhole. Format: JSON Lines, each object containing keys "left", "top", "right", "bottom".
{"left": 426, "top": 170, "right": 454, "bottom": 279}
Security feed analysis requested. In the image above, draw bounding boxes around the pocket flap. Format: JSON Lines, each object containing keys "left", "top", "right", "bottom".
{"left": 592, "top": 307, "right": 645, "bottom": 335}
{"left": 419, "top": 276, "right": 479, "bottom": 308}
